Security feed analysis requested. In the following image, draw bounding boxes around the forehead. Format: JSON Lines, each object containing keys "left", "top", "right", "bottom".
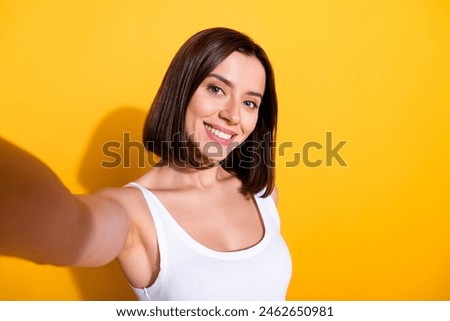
{"left": 209, "top": 51, "right": 266, "bottom": 93}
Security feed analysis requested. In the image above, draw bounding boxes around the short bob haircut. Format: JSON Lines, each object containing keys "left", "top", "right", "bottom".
{"left": 143, "top": 27, "right": 277, "bottom": 197}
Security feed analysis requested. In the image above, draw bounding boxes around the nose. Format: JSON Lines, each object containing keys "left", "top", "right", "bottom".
{"left": 218, "top": 99, "right": 240, "bottom": 125}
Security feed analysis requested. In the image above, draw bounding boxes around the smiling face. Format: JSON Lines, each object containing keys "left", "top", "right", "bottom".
{"left": 184, "top": 51, "right": 266, "bottom": 163}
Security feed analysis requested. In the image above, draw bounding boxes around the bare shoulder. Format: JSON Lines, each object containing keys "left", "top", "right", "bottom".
{"left": 77, "top": 186, "right": 140, "bottom": 220}
{"left": 81, "top": 185, "right": 156, "bottom": 233}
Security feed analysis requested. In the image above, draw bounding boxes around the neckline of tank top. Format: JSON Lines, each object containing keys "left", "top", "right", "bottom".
{"left": 127, "top": 182, "right": 273, "bottom": 260}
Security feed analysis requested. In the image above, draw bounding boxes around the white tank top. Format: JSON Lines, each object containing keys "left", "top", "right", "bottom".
{"left": 126, "top": 182, "right": 292, "bottom": 300}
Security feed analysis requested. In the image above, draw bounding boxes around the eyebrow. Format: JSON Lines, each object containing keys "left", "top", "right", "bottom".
{"left": 207, "top": 73, "right": 263, "bottom": 99}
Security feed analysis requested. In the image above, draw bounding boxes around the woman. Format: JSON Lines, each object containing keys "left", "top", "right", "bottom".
{"left": 0, "top": 27, "right": 292, "bottom": 300}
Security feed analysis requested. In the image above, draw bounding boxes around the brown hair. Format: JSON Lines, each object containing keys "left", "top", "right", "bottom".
{"left": 143, "top": 27, "right": 277, "bottom": 197}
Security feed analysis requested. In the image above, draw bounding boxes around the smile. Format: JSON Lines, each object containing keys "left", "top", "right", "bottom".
{"left": 204, "top": 123, "right": 236, "bottom": 145}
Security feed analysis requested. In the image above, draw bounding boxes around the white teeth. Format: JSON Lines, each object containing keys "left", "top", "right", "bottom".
{"left": 205, "top": 125, "right": 232, "bottom": 140}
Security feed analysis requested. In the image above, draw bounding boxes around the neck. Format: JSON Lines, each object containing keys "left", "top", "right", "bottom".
{"left": 156, "top": 159, "right": 231, "bottom": 190}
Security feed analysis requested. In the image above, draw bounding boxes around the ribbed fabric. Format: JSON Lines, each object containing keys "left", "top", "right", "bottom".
{"left": 126, "top": 182, "right": 292, "bottom": 301}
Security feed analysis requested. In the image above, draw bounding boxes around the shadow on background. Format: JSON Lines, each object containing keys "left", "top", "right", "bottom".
{"left": 77, "top": 106, "right": 155, "bottom": 192}
{"left": 71, "top": 106, "right": 155, "bottom": 300}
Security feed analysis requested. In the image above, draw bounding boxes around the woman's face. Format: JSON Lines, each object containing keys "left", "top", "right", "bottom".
{"left": 184, "top": 51, "right": 266, "bottom": 163}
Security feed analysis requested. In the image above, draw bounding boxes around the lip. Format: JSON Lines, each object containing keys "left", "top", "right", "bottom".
{"left": 203, "top": 122, "right": 238, "bottom": 146}
{"left": 204, "top": 122, "right": 237, "bottom": 135}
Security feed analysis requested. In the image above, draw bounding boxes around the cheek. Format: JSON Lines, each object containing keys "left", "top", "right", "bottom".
{"left": 184, "top": 103, "right": 201, "bottom": 133}
{"left": 184, "top": 94, "right": 209, "bottom": 130}
{"left": 242, "top": 113, "right": 259, "bottom": 138}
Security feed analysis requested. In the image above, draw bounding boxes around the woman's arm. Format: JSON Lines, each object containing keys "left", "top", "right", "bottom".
{"left": 0, "top": 138, "right": 131, "bottom": 267}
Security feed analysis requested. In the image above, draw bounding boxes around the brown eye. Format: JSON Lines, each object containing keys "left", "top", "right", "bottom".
{"left": 207, "top": 85, "right": 224, "bottom": 95}
{"left": 243, "top": 100, "right": 258, "bottom": 109}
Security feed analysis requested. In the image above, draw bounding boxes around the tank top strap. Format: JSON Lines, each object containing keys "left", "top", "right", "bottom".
{"left": 254, "top": 190, "right": 281, "bottom": 229}
{"left": 124, "top": 182, "right": 165, "bottom": 220}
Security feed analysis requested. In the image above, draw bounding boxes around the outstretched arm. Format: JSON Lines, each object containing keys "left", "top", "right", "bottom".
{"left": 0, "top": 138, "right": 131, "bottom": 267}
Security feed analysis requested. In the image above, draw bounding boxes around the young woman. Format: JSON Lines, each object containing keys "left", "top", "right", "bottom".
{"left": 0, "top": 27, "right": 292, "bottom": 300}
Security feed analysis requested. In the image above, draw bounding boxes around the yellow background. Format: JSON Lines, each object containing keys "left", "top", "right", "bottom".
{"left": 1, "top": 0, "right": 449, "bottom": 300}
